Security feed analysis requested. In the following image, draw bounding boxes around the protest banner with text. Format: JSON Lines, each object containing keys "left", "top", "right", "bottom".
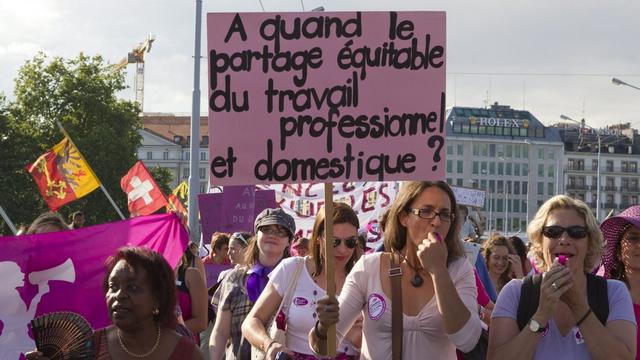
{"left": 207, "top": 11, "right": 446, "bottom": 185}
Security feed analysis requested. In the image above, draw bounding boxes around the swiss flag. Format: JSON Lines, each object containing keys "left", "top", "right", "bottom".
{"left": 120, "top": 161, "right": 168, "bottom": 217}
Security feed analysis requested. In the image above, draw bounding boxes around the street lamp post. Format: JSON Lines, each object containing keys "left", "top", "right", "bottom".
{"left": 560, "top": 114, "right": 601, "bottom": 221}
{"left": 612, "top": 78, "right": 640, "bottom": 92}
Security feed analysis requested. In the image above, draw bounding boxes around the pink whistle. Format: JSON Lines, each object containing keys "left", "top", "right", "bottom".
{"left": 434, "top": 233, "right": 443, "bottom": 242}
{"left": 557, "top": 255, "right": 567, "bottom": 266}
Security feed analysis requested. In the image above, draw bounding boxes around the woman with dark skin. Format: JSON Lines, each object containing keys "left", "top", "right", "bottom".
{"left": 27, "top": 247, "right": 203, "bottom": 360}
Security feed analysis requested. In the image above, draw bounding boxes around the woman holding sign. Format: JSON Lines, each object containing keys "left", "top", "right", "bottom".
{"left": 309, "top": 181, "right": 482, "bottom": 359}
{"left": 242, "top": 202, "right": 362, "bottom": 359}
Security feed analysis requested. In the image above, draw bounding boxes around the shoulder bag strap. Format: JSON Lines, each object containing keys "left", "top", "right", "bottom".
{"left": 389, "top": 253, "right": 403, "bottom": 360}
{"left": 517, "top": 274, "right": 542, "bottom": 330}
{"left": 586, "top": 273, "right": 609, "bottom": 325}
{"left": 280, "top": 258, "right": 305, "bottom": 318}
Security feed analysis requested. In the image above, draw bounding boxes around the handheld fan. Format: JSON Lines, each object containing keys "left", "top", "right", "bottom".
{"left": 30, "top": 311, "right": 95, "bottom": 360}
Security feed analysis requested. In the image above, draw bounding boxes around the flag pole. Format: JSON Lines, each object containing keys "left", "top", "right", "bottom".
{"left": 55, "top": 120, "right": 126, "bottom": 219}
{"left": 0, "top": 205, "right": 18, "bottom": 235}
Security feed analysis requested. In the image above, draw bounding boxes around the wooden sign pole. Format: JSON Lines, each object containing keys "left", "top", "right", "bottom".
{"left": 323, "top": 182, "right": 336, "bottom": 356}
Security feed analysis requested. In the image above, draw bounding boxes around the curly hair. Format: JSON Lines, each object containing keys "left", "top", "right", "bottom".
{"left": 103, "top": 247, "right": 177, "bottom": 329}
{"left": 527, "top": 195, "right": 603, "bottom": 273}
{"left": 482, "top": 235, "right": 513, "bottom": 291}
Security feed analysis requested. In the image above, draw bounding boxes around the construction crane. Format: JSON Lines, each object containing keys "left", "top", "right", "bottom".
{"left": 115, "top": 34, "right": 155, "bottom": 111}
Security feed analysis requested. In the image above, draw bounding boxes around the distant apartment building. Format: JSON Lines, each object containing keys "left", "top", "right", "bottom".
{"left": 445, "top": 102, "right": 565, "bottom": 234}
{"left": 553, "top": 121, "right": 640, "bottom": 220}
{"left": 138, "top": 113, "right": 210, "bottom": 193}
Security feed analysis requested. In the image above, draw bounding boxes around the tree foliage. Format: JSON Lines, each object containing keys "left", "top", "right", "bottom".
{"left": 0, "top": 53, "right": 143, "bottom": 234}
{"left": 149, "top": 166, "right": 174, "bottom": 196}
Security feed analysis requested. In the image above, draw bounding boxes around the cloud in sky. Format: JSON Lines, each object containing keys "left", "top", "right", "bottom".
{"left": 1, "top": 0, "right": 639, "bottom": 128}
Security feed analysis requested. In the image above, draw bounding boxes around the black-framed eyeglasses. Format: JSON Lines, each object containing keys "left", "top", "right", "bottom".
{"left": 232, "top": 232, "right": 248, "bottom": 245}
{"left": 542, "top": 225, "right": 588, "bottom": 239}
{"left": 332, "top": 236, "right": 358, "bottom": 249}
{"left": 406, "top": 208, "right": 455, "bottom": 222}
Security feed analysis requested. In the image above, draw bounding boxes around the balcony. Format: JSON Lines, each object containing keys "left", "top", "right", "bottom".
{"left": 621, "top": 186, "right": 640, "bottom": 193}
{"left": 603, "top": 186, "right": 618, "bottom": 192}
{"left": 565, "top": 165, "right": 585, "bottom": 171}
{"left": 620, "top": 202, "right": 639, "bottom": 209}
{"left": 586, "top": 202, "right": 598, "bottom": 208}
{"left": 566, "top": 184, "right": 588, "bottom": 191}
{"left": 602, "top": 202, "right": 618, "bottom": 209}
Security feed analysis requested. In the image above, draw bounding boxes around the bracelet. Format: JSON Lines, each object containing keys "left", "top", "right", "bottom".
{"left": 314, "top": 321, "right": 328, "bottom": 340}
{"left": 264, "top": 339, "right": 276, "bottom": 353}
{"left": 576, "top": 308, "right": 592, "bottom": 327}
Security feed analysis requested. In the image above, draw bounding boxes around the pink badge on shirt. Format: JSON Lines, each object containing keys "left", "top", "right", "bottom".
{"left": 293, "top": 297, "right": 309, "bottom": 306}
{"left": 368, "top": 294, "right": 387, "bottom": 320}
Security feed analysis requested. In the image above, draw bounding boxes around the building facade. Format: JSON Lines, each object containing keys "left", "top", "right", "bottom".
{"left": 555, "top": 122, "right": 640, "bottom": 220}
{"left": 445, "top": 102, "right": 565, "bottom": 235}
{"left": 138, "top": 113, "right": 211, "bottom": 193}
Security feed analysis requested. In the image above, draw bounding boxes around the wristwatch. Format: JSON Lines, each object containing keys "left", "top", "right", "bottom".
{"left": 528, "top": 319, "right": 547, "bottom": 333}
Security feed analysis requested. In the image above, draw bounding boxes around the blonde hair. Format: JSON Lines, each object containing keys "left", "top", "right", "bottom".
{"left": 482, "top": 234, "right": 513, "bottom": 291}
{"left": 527, "top": 195, "right": 602, "bottom": 272}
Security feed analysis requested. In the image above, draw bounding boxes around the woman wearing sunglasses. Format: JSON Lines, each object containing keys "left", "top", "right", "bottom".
{"left": 488, "top": 195, "right": 636, "bottom": 359}
{"left": 242, "top": 202, "right": 362, "bottom": 359}
{"left": 309, "top": 181, "right": 483, "bottom": 359}
{"left": 601, "top": 205, "right": 640, "bottom": 359}
{"left": 209, "top": 208, "right": 295, "bottom": 360}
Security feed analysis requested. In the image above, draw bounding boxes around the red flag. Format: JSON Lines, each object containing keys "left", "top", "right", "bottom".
{"left": 166, "top": 193, "right": 188, "bottom": 217}
{"left": 26, "top": 137, "right": 100, "bottom": 211}
{"left": 120, "top": 161, "right": 167, "bottom": 217}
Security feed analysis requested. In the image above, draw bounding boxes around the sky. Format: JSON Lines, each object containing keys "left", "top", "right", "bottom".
{"left": 1, "top": 0, "right": 639, "bottom": 129}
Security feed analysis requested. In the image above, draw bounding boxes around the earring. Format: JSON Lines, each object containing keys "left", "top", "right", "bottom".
{"left": 152, "top": 308, "right": 159, "bottom": 316}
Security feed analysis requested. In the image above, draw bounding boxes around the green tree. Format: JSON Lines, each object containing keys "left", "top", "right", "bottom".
{"left": 0, "top": 53, "right": 142, "bottom": 234}
{"left": 149, "top": 166, "right": 174, "bottom": 196}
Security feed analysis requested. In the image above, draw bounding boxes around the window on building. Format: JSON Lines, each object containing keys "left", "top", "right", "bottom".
{"left": 446, "top": 160, "right": 453, "bottom": 173}
{"left": 498, "top": 162, "right": 504, "bottom": 175}
{"left": 513, "top": 199, "right": 520, "bottom": 213}
{"left": 447, "top": 145, "right": 453, "bottom": 155}
{"left": 457, "top": 161, "right": 464, "bottom": 174}
{"left": 514, "top": 181, "right": 520, "bottom": 195}
{"left": 183, "top": 167, "right": 189, "bottom": 178}
{"left": 147, "top": 151, "right": 152, "bottom": 160}
{"left": 185, "top": 152, "right": 190, "bottom": 161}
{"left": 506, "top": 144, "right": 513, "bottom": 158}
{"left": 606, "top": 160, "right": 614, "bottom": 172}
{"left": 447, "top": 178, "right": 453, "bottom": 185}
{"left": 523, "top": 163, "right": 529, "bottom": 176}
{"left": 496, "top": 218, "right": 503, "bottom": 232}
{"left": 538, "top": 148, "right": 544, "bottom": 160}
{"left": 200, "top": 151, "right": 207, "bottom": 161}
{"left": 473, "top": 161, "right": 479, "bottom": 175}
{"left": 200, "top": 182, "right": 207, "bottom": 193}
{"left": 548, "top": 165, "right": 555, "bottom": 178}
{"left": 523, "top": 146, "right": 529, "bottom": 159}
{"left": 456, "top": 179, "right": 463, "bottom": 186}
{"left": 489, "top": 144, "right": 496, "bottom": 157}
{"left": 538, "top": 164, "right": 544, "bottom": 177}
{"left": 481, "top": 144, "right": 488, "bottom": 157}
{"left": 489, "top": 180, "right": 495, "bottom": 192}
{"left": 457, "top": 144, "right": 464, "bottom": 155}
{"left": 523, "top": 181, "right": 528, "bottom": 194}
{"left": 497, "top": 180, "right": 504, "bottom": 193}
{"left": 202, "top": 136, "right": 209, "bottom": 145}
{"left": 514, "top": 163, "right": 521, "bottom": 176}
{"left": 537, "top": 182, "right": 544, "bottom": 195}
{"left": 489, "top": 162, "right": 496, "bottom": 175}
{"left": 592, "top": 159, "right": 598, "bottom": 172}
{"left": 497, "top": 199, "right": 504, "bottom": 212}
{"left": 515, "top": 145, "right": 521, "bottom": 158}
{"left": 473, "top": 144, "right": 479, "bottom": 156}
{"left": 480, "top": 179, "right": 487, "bottom": 190}
{"left": 162, "top": 151, "right": 168, "bottom": 160}
{"left": 481, "top": 161, "right": 488, "bottom": 175}
{"left": 497, "top": 144, "right": 504, "bottom": 157}
{"left": 548, "top": 182, "right": 554, "bottom": 196}
{"left": 506, "top": 163, "right": 512, "bottom": 176}
{"left": 199, "top": 168, "right": 206, "bottom": 179}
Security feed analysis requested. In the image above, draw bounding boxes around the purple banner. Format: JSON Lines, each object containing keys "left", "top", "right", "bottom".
{"left": 198, "top": 187, "right": 276, "bottom": 245}
{"left": 0, "top": 213, "right": 188, "bottom": 360}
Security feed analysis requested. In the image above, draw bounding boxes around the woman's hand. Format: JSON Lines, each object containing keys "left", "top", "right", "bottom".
{"left": 508, "top": 254, "right": 524, "bottom": 278}
{"left": 534, "top": 260, "right": 573, "bottom": 323}
{"left": 316, "top": 295, "right": 340, "bottom": 331}
{"left": 266, "top": 342, "right": 293, "bottom": 360}
{"left": 417, "top": 232, "right": 448, "bottom": 275}
{"left": 24, "top": 351, "right": 50, "bottom": 360}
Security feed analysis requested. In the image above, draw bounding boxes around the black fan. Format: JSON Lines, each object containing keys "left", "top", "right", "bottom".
{"left": 30, "top": 311, "right": 95, "bottom": 360}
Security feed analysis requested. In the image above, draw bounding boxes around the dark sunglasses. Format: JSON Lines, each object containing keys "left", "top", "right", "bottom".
{"left": 332, "top": 236, "right": 358, "bottom": 249}
{"left": 542, "top": 225, "right": 588, "bottom": 239}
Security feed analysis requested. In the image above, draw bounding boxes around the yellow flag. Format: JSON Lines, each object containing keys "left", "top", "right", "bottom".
{"left": 51, "top": 137, "right": 100, "bottom": 198}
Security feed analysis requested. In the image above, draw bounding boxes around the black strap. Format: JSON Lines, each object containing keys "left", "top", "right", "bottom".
{"left": 517, "top": 273, "right": 609, "bottom": 330}
{"left": 586, "top": 273, "right": 609, "bottom": 325}
{"left": 177, "top": 266, "right": 189, "bottom": 292}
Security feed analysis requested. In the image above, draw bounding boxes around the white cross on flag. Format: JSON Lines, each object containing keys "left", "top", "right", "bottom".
{"left": 120, "top": 161, "right": 168, "bottom": 217}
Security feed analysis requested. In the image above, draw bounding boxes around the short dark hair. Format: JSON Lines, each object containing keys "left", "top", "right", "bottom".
{"left": 211, "top": 232, "right": 230, "bottom": 252}
{"left": 27, "top": 212, "right": 68, "bottom": 234}
{"left": 103, "top": 247, "right": 177, "bottom": 329}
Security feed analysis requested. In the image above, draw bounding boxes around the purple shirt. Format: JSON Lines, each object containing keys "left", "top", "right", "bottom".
{"left": 492, "top": 278, "right": 636, "bottom": 360}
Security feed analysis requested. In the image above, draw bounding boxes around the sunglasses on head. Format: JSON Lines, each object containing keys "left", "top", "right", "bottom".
{"left": 330, "top": 236, "right": 358, "bottom": 249}
{"left": 232, "top": 232, "right": 248, "bottom": 245}
{"left": 542, "top": 225, "right": 588, "bottom": 239}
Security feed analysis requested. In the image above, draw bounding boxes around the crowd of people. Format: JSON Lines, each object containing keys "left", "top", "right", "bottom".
{"left": 19, "top": 180, "right": 640, "bottom": 359}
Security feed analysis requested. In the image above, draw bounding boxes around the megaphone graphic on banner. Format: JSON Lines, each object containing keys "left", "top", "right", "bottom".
{"left": 28, "top": 258, "right": 76, "bottom": 286}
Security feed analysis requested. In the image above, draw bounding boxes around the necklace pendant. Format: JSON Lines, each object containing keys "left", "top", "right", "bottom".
{"left": 411, "top": 274, "right": 423, "bottom": 287}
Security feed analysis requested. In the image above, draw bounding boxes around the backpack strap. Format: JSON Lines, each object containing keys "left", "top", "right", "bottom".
{"left": 389, "top": 253, "right": 403, "bottom": 360}
{"left": 176, "top": 266, "right": 189, "bottom": 292}
{"left": 586, "top": 273, "right": 609, "bottom": 325}
{"left": 516, "top": 274, "right": 542, "bottom": 331}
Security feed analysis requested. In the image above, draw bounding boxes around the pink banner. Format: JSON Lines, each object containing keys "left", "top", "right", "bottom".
{"left": 0, "top": 213, "right": 188, "bottom": 359}
{"left": 207, "top": 11, "right": 446, "bottom": 185}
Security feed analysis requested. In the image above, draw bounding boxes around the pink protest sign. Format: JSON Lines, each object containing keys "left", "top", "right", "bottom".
{"left": 207, "top": 11, "right": 446, "bottom": 185}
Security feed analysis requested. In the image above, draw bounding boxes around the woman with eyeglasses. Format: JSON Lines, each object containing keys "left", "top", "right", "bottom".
{"left": 488, "top": 195, "right": 636, "bottom": 359}
{"left": 483, "top": 235, "right": 523, "bottom": 294}
{"left": 209, "top": 209, "right": 295, "bottom": 360}
{"left": 309, "top": 181, "right": 483, "bottom": 359}
{"left": 242, "top": 202, "right": 362, "bottom": 359}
